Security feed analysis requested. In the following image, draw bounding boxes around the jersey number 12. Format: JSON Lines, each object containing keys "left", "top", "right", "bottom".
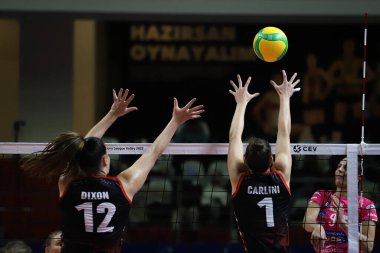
{"left": 76, "top": 202, "right": 116, "bottom": 233}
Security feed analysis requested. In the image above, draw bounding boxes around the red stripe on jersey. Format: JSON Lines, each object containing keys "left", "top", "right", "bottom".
{"left": 270, "top": 170, "right": 291, "bottom": 196}
{"left": 231, "top": 172, "right": 249, "bottom": 199}
{"left": 95, "top": 176, "right": 132, "bottom": 205}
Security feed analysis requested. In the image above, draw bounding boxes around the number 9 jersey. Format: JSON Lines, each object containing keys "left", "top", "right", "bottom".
{"left": 231, "top": 170, "right": 291, "bottom": 253}
{"left": 60, "top": 176, "right": 132, "bottom": 252}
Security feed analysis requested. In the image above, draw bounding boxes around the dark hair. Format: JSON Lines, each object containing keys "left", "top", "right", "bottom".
{"left": 22, "top": 132, "right": 106, "bottom": 179}
{"left": 330, "top": 156, "right": 363, "bottom": 174}
{"left": 245, "top": 137, "right": 272, "bottom": 173}
{"left": 76, "top": 137, "right": 106, "bottom": 174}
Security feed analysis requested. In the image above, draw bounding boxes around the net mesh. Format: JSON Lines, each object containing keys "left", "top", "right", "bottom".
{"left": 0, "top": 142, "right": 379, "bottom": 253}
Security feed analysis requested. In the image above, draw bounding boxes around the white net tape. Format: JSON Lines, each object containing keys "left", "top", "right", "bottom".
{"left": 2, "top": 142, "right": 380, "bottom": 155}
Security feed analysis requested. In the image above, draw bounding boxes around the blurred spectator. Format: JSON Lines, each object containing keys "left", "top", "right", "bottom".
{"left": 45, "top": 230, "right": 62, "bottom": 253}
{"left": 1, "top": 240, "right": 32, "bottom": 253}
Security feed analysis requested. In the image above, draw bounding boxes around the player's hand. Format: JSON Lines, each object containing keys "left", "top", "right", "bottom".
{"left": 110, "top": 88, "right": 138, "bottom": 117}
{"left": 229, "top": 74, "right": 260, "bottom": 104}
{"left": 172, "top": 97, "right": 204, "bottom": 125}
{"left": 310, "top": 225, "right": 327, "bottom": 252}
{"left": 270, "top": 70, "right": 300, "bottom": 98}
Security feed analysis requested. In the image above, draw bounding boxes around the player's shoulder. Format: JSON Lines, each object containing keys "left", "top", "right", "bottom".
{"left": 360, "top": 196, "right": 376, "bottom": 206}
{"left": 311, "top": 189, "right": 333, "bottom": 198}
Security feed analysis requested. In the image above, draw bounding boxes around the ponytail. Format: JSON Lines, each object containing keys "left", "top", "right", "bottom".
{"left": 22, "top": 132, "right": 86, "bottom": 180}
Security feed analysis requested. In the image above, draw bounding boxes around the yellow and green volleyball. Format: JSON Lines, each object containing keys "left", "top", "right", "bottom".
{"left": 253, "top": 27, "right": 288, "bottom": 62}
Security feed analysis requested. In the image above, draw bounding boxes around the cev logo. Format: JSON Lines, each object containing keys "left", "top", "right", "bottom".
{"left": 292, "top": 145, "right": 317, "bottom": 153}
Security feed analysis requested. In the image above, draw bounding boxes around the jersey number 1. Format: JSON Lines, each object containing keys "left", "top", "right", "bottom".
{"left": 257, "top": 197, "right": 275, "bottom": 227}
{"left": 75, "top": 202, "right": 116, "bottom": 233}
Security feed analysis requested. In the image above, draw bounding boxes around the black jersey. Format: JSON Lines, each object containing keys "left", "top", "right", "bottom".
{"left": 231, "top": 170, "right": 291, "bottom": 253}
{"left": 60, "top": 176, "right": 131, "bottom": 252}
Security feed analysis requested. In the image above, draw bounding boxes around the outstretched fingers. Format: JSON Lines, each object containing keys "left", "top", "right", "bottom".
{"left": 237, "top": 74, "right": 243, "bottom": 88}
{"left": 235, "top": 74, "right": 251, "bottom": 88}
{"left": 112, "top": 89, "right": 118, "bottom": 101}
{"left": 289, "top": 72, "right": 301, "bottom": 91}
{"left": 125, "top": 93, "right": 136, "bottom": 105}
{"left": 190, "top": 110, "right": 204, "bottom": 119}
{"left": 184, "top": 99, "right": 205, "bottom": 117}
{"left": 229, "top": 74, "right": 258, "bottom": 104}
{"left": 271, "top": 70, "right": 301, "bottom": 95}
{"left": 288, "top": 72, "right": 297, "bottom": 84}
{"left": 183, "top": 97, "right": 197, "bottom": 110}
{"left": 173, "top": 97, "right": 179, "bottom": 109}
{"left": 229, "top": 80, "right": 238, "bottom": 92}
{"left": 111, "top": 88, "right": 138, "bottom": 116}
{"left": 282, "top": 70, "right": 288, "bottom": 83}
{"left": 121, "top": 88, "right": 130, "bottom": 101}
{"left": 234, "top": 74, "right": 252, "bottom": 88}
{"left": 283, "top": 70, "right": 300, "bottom": 87}
{"left": 117, "top": 88, "right": 124, "bottom": 100}
{"left": 189, "top": 105, "right": 204, "bottom": 118}
{"left": 173, "top": 97, "right": 204, "bottom": 123}
{"left": 231, "top": 74, "right": 249, "bottom": 88}
{"left": 244, "top": 76, "right": 252, "bottom": 87}
{"left": 188, "top": 104, "right": 205, "bottom": 112}
{"left": 113, "top": 88, "right": 131, "bottom": 102}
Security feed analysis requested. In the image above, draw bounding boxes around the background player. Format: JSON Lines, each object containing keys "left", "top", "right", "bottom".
{"left": 303, "top": 157, "right": 378, "bottom": 253}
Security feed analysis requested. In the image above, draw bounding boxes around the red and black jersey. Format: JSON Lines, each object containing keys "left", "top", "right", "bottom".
{"left": 231, "top": 170, "right": 291, "bottom": 253}
{"left": 60, "top": 176, "right": 131, "bottom": 252}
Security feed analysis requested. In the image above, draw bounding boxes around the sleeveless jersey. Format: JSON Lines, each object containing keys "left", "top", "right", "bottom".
{"left": 309, "top": 190, "right": 378, "bottom": 253}
{"left": 231, "top": 170, "right": 291, "bottom": 253}
{"left": 60, "top": 176, "right": 131, "bottom": 251}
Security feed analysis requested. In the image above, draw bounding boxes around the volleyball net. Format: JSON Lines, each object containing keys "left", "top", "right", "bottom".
{"left": 0, "top": 142, "right": 379, "bottom": 253}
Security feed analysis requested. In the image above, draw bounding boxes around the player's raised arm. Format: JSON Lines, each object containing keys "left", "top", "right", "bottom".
{"left": 117, "top": 97, "right": 204, "bottom": 200}
{"left": 227, "top": 74, "right": 259, "bottom": 192}
{"left": 270, "top": 70, "right": 300, "bottom": 186}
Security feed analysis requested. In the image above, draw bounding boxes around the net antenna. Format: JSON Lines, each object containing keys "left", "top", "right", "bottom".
{"left": 359, "top": 13, "right": 368, "bottom": 206}
{"left": 354, "top": 12, "right": 369, "bottom": 253}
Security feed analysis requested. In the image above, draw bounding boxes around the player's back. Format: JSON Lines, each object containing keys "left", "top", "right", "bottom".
{"left": 232, "top": 170, "right": 291, "bottom": 253}
{"left": 60, "top": 176, "right": 131, "bottom": 252}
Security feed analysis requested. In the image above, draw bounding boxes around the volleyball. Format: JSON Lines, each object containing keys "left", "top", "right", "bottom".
{"left": 253, "top": 27, "right": 288, "bottom": 62}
